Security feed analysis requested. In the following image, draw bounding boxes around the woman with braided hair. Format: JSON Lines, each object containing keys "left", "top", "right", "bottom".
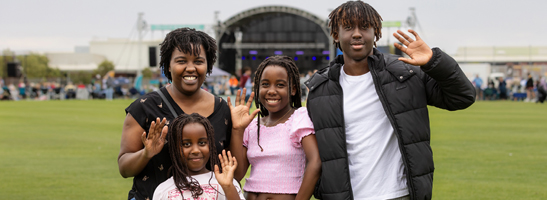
{"left": 118, "top": 28, "right": 233, "bottom": 200}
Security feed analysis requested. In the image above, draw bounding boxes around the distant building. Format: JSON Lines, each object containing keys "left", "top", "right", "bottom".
{"left": 89, "top": 38, "right": 161, "bottom": 74}
{"left": 453, "top": 46, "right": 547, "bottom": 80}
{"left": 45, "top": 38, "right": 161, "bottom": 77}
{"left": 74, "top": 46, "right": 90, "bottom": 54}
{"left": 453, "top": 46, "right": 547, "bottom": 64}
{"left": 47, "top": 52, "right": 106, "bottom": 71}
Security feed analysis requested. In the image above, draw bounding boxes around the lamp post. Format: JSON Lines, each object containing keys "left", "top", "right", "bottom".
{"left": 137, "top": 12, "right": 146, "bottom": 77}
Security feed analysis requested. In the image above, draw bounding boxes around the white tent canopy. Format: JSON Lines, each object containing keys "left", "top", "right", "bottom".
{"left": 208, "top": 66, "right": 230, "bottom": 77}
{"left": 206, "top": 66, "right": 231, "bottom": 83}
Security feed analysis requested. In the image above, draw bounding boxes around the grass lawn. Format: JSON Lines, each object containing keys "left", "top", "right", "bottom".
{"left": 0, "top": 100, "right": 545, "bottom": 199}
{"left": 430, "top": 101, "right": 547, "bottom": 199}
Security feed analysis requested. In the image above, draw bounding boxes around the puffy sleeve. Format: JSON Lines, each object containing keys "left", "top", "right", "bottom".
{"left": 290, "top": 107, "right": 315, "bottom": 148}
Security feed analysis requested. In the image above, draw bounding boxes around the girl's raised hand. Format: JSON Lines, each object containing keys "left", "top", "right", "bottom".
{"left": 141, "top": 117, "right": 168, "bottom": 159}
{"left": 214, "top": 150, "right": 238, "bottom": 187}
{"left": 227, "top": 88, "right": 260, "bottom": 132}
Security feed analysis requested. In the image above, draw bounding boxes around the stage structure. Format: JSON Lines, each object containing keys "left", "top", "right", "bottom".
{"left": 214, "top": 6, "right": 333, "bottom": 75}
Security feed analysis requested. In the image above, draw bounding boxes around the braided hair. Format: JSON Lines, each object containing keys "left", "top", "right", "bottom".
{"left": 329, "top": 1, "right": 383, "bottom": 49}
{"left": 159, "top": 27, "right": 218, "bottom": 82}
{"left": 252, "top": 55, "right": 302, "bottom": 151}
{"left": 167, "top": 113, "right": 219, "bottom": 199}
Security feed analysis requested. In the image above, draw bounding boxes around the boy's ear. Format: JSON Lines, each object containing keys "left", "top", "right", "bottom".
{"left": 291, "top": 84, "right": 297, "bottom": 96}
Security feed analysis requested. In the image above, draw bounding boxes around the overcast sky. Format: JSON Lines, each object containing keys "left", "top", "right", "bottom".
{"left": 1, "top": 0, "right": 546, "bottom": 55}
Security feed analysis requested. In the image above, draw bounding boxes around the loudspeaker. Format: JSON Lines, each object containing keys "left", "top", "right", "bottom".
{"left": 148, "top": 47, "right": 157, "bottom": 67}
{"left": 7, "top": 62, "right": 19, "bottom": 77}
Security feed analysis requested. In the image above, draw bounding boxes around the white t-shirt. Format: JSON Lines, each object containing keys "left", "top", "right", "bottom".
{"left": 339, "top": 66, "right": 409, "bottom": 200}
{"left": 153, "top": 172, "right": 245, "bottom": 200}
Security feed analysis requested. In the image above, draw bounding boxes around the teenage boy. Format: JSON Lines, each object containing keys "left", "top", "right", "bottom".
{"left": 305, "top": 1, "right": 475, "bottom": 200}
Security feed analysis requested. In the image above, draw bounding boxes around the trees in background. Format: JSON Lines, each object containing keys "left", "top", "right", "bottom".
{"left": 19, "top": 53, "right": 61, "bottom": 79}
{"left": 2, "top": 49, "right": 120, "bottom": 86}
{"left": 66, "top": 60, "right": 116, "bottom": 85}
{"left": 142, "top": 67, "right": 153, "bottom": 79}
{"left": 94, "top": 60, "right": 115, "bottom": 78}
{"left": 1, "top": 49, "right": 61, "bottom": 79}
{"left": 68, "top": 71, "right": 92, "bottom": 84}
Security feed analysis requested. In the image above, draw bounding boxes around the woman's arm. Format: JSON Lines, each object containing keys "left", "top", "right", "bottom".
{"left": 295, "top": 135, "right": 321, "bottom": 200}
{"left": 117, "top": 114, "right": 167, "bottom": 178}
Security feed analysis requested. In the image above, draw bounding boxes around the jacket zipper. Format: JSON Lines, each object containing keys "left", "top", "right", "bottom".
{"left": 369, "top": 56, "right": 415, "bottom": 200}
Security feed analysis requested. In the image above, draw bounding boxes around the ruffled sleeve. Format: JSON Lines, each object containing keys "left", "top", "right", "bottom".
{"left": 289, "top": 107, "right": 315, "bottom": 148}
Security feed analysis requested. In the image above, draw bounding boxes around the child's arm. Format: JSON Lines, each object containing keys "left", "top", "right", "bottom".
{"left": 227, "top": 88, "right": 259, "bottom": 180}
{"left": 295, "top": 135, "right": 321, "bottom": 200}
{"left": 214, "top": 150, "right": 244, "bottom": 200}
{"left": 229, "top": 128, "right": 249, "bottom": 181}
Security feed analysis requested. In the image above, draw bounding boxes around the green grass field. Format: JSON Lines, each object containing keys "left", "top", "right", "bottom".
{"left": 0, "top": 100, "right": 546, "bottom": 199}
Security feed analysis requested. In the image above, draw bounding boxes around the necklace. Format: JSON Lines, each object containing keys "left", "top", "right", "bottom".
{"left": 267, "top": 107, "right": 293, "bottom": 126}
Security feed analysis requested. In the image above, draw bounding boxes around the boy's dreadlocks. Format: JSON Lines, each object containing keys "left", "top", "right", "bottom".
{"left": 329, "top": 1, "right": 383, "bottom": 49}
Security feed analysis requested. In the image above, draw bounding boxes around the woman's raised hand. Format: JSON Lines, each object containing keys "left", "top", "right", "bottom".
{"left": 141, "top": 117, "right": 168, "bottom": 159}
{"left": 227, "top": 88, "right": 260, "bottom": 132}
{"left": 214, "top": 150, "right": 238, "bottom": 187}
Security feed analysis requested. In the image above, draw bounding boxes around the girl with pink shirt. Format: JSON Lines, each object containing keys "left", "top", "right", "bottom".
{"left": 228, "top": 55, "right": 321, "bottom": 200}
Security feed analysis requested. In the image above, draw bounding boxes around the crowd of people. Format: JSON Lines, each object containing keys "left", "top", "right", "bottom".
{"left": 0, "top": 79, "right": 84, "bottom": 101}
{"left": 203, "top": 68, "right": 317, "bottom": 102}
{"left": 0, "top": 75, "right": 163, "bottom": 101}
{"left": 472, "top": 73, "right": 547, "bottom": 103}
{"left": 1, "top": 71, "right": 317, "bottom": 102}
{"left": 117, "top": 1, "right": 476, "bottom": 200}
{"left": 201, "top": 75, "right": 239, "bottom": 97}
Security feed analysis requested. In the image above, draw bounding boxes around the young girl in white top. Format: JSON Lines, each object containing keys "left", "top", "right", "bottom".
{"left": 228, "top": 55, "right": 321, "bottom": 200}
{"left": 153, "top": 113, "right": 244, "bottom": 200}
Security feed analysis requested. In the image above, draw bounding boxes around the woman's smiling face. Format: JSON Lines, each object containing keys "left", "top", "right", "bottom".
{"left": 169, "top": 45, "right": 207, "bottom": 95}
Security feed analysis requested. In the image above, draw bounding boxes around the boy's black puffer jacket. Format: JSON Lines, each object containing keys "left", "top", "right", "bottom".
{"left": 305, "top": 48, "right": 475, "bottom": 200}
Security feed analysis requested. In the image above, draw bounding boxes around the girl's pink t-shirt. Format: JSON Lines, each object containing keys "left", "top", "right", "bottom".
{"left": 242, "top": 107, "right": 315, "bottom": 194}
